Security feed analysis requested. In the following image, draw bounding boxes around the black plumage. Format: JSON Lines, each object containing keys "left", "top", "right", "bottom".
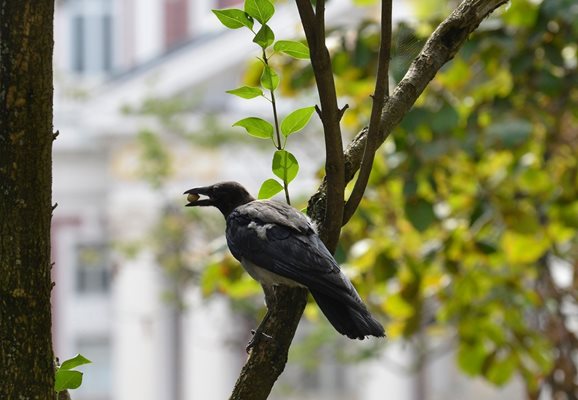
{"left": 185, "top": 181, "right": 384, "bottom": 341}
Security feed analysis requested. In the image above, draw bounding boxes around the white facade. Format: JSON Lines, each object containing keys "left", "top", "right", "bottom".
{"left": 52, "top": 1, "right": 527, "bottom": 399}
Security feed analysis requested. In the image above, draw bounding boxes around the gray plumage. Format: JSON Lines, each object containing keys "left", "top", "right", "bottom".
{"left": 185, "top": 181, "right": 384, "bottom": 340}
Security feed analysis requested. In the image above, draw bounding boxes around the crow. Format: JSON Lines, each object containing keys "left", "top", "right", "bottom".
{"left": 184, "top": 181, "right": 384, "bottom": 350}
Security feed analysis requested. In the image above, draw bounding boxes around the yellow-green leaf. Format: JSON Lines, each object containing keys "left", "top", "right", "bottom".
{"left": 501, "top": 231, "right": 549, "bottom": 264}
{"left": 212, "top": 9, "right": 253, "bottom": 29}
{"left": 232, "top": 117, "right": 273, "bottom": 139}
{"left": 280, "top": 106, "right": 315, "bottom": 137}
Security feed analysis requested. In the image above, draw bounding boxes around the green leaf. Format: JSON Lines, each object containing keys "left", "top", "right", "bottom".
{"left": 244, "top": 0, "right": 274, "bottom": 24}
{"left": 430, "top": 103, "right": 459, "bottom": 135}
{"left": 55, "top": 370, "right": 83, "bottom": 392}
{"left": 273, "top": 40, "right": 310, "bottom": 59}
{"left": 260, "top": 65, "right": 279, "bottom": 91}
{"left": 226, "top": 86, "right": 263, "bottom": 99}
{"left": 382, "top": 293, "right": 414, "bottom": 319}
{"left": 232, "top": 117, "right": 273, "bottom": 139}
{"left": 485, "top": 353, "right": 517, "bottom": 386}
{"left": 59, "top": 354, "right": 92, "bottom": 370}
{"left": 527, "top": 337, "right": 554, "bottom": 372}
{"left": 486, "top": 118, "right": 533, "bottom": 148}
{"left": 272, "top": 150, "right": 299, "bottom": 184}
{"left": 457, "top": 341, "right": 488, "bottom": 375}
{"left": 280, "top": 106, "right": 315, "bottom": 137}
{"left": 501, "top": 231, "right": 549, "bottom": 264}
{"left": 200, "top": 262, "right": 224, "bottom": 296}
{"left": 212, "top": 9, "right": 253, "bottom": 29}
{"left": 253, "top": 24, "right": 275, "bottom": 49}
{"left": 404, "top": 198, "right": 436, "bottom": 232}
{"left": 258, "top": 179, "right": 284, "bottom": 199}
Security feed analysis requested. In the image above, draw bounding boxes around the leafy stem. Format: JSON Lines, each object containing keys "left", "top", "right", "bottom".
{"left": 216, "top": 1, "right": 313, "bottom": 205}
{"left": 262, "top": 52, "right": 282, "bottom": 151}
{"left": 261, "top": 50, "right": 291, "bottom": 204}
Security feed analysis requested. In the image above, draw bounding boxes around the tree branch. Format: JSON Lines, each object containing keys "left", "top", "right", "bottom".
{"left": 229, "top": 286, "right": 308, "bottom": 400}
{"left": 309, "top": 0, "right": 508, "bottom": 226}
{"left": 342, "top": 0, "right": 392, "bottom": 225}
{"left": 295, "top": 0, "right": 345, "bottom": 253}
{"left": 229, "top": 1, "right": 508, "bottom": 399}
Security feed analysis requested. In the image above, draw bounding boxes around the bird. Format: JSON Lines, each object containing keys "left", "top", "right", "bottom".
{"left": 184, "top": 181, "right": 384, "bottom": 350}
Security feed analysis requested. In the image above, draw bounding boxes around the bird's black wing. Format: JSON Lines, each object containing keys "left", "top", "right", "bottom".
{"left": 225, "top": 200, "right": 363, "bottom": 308}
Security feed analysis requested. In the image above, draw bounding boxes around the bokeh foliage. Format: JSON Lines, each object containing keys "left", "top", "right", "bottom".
{"left": 137, "top": 0, "right": 577, "bottom": 396}
{"left": 324, "top": 0, "right": 577, "bottom": 396}
{"left": 207, "top": 0, "right": 578, "bottom": 396}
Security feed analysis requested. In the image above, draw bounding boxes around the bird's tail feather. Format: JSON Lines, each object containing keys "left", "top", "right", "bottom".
{"left": 310, "top": 289, "right": 385, "bottom": 339}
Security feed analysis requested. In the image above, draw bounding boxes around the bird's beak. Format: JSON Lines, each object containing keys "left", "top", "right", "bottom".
{"left": 184, "top": 186, "right": 214, "bottom": 207}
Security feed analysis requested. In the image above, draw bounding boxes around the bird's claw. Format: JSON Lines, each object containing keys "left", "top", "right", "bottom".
{"left": 245, "top": 329, "right": 273, "bottom": 353}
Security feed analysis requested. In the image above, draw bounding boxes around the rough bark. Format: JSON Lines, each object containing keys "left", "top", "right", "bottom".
{"left": 229, "top": 0, "right": 508, "bottom": 399}
{"left": 229, "top": 286, "right": 308, "bottom": 400}
{"left": 0, "top": 1, "right": 56, "bottom": 399}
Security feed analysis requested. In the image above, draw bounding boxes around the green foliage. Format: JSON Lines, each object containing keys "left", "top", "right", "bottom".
{"left": 137, "top": 129, "right": 172, "bottom": 189}
{"left": 212, "top": 9, "right": 254, "bottom": 30}
{"left": 254, "top": 24, "right": 275, "bottom": 49}
{"left": 260, "top": 65, "right": 280, "bottom": 91}
{"left": 313, "top": 0, "right": 575, "bottom": 394}
{"left": 226, "top": 86, "right": 263, "bottom": 99}
{"left": 272, "top": 150, "right": 299, "bottom": 184}
{"left": 54, "top": 354, "right": 92, "bottom": 393}
{"left": 135, "top": 0, "right": 576, "bottom": 396}
{"left": 258, "top": 178, "right": 284, "bottom": 199}
{"left": 210, "top": 0, "right": 577, "bottom": 395}
{"left": 244, "top": 0, "right": 274, "bottom": 25}
{"left": 274, "top": 40, "right": 310, "bottom": 59}
{"left": 280, "top": 106, "right": 315, "bottom": 137}
{"left": 213, "top": 0, "right": 313, "bottom": 203}
{"left": 233, "top": 117, "right": 274, "bottom": 139}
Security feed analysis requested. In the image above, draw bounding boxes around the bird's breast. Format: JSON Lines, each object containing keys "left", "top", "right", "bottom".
{"left": 241, "top": 258, "right": 305, "bottom": 288}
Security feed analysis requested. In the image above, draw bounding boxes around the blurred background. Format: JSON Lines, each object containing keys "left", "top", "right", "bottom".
{"left": 51, "top": 0, "right": 578, "bottom": 399}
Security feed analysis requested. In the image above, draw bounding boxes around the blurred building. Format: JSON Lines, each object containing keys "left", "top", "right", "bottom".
{"left": 51, "top": 1, "right": 526, "bottom": 400}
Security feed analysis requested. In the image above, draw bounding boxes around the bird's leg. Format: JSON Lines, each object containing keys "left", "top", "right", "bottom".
{"left": 246, "top": 309, "right": 273, "bottom": 353}
{"left": 246, "top": 285, "right": 276, "bottom": 353}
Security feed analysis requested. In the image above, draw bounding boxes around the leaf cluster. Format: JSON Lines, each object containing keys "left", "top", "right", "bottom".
{"left": 54, "top": 354, "right": 92, "bottom": 394}
{"left": 214, "top": 0, "right": 315, "bottom": 203}
{"left": 205, "top": 0, "right": 578, "bottom": 395}
{"left": 333, "top": 0, "right": 578, "bottom": 393}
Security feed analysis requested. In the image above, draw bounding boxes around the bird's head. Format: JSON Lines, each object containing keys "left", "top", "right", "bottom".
{"left": 184, "top": 181, "right": 255, "bottom": 217}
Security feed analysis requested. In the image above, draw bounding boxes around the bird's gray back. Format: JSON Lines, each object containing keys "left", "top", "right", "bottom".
{"left": 234, "top": 200, "right": 314, "bottom": 235}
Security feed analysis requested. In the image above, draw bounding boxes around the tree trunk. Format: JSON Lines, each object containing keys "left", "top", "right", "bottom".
{"left": 0, "top": 1, "right": 56, "bottom": 399}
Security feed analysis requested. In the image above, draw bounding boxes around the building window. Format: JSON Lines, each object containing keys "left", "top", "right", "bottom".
{"left": 72, "top": 15, "right": 85, "bottom": 72}
{"left": 69, "top": 0, "right": 113, "bottom": 75}
{"left": 164, "top": 0, "right": 189, "bottom": 49}
{"left": 76, "top": 243, "right": 110, "bottom": 294}
{"left": 216, "top": 0, "right": 243, "bottom": 8}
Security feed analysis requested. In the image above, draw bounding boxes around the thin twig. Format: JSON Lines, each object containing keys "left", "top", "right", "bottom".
{"left": 342, "top": 0, "right": 392, "bottom": 225}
